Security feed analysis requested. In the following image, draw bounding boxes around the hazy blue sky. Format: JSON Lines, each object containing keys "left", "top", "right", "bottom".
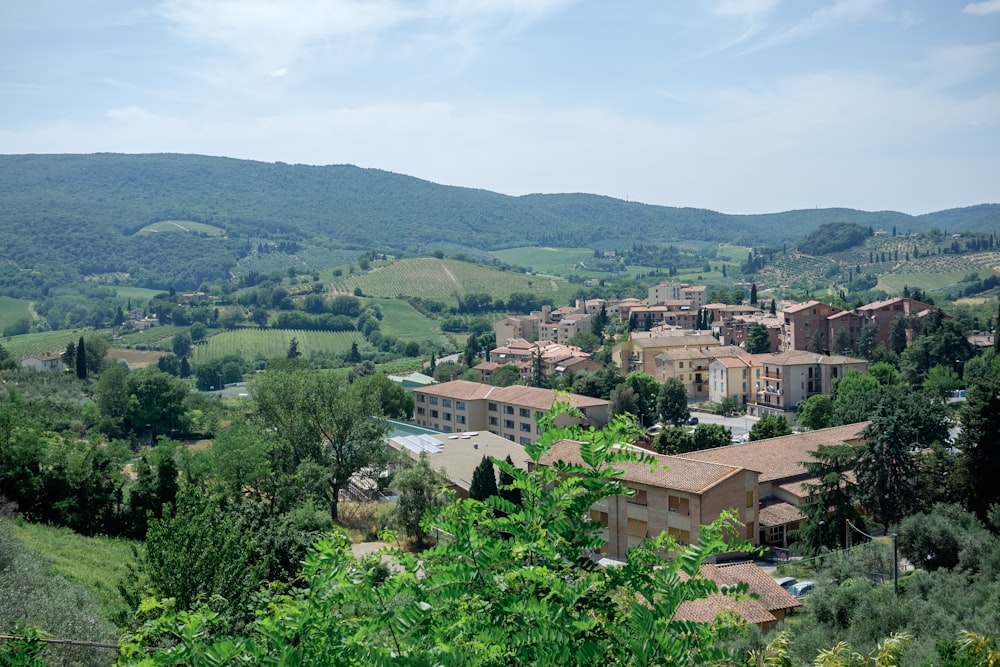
{"left": 2, "top": 1, "right": 998, "bottom": 214}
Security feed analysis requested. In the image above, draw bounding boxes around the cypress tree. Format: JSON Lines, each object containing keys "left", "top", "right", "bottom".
{"left": 769, "top": 299, "right": 777, "bottom": 316}
{"left": 498, "top": 455, "right": 521, "bottom": 508}
{"left": 75, "top": 336, "right": 87, "bottom": 380}
{"left": 468, "top": 456, "right": 498, "bottom": 502}
{"left": 749, "top": 284, "right": 757, "bottom": 305}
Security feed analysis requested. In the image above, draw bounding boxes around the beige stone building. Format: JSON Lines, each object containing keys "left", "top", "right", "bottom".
{"left": 653, "top": 346, "right": 749, "bottom": 399}
{"left": 539, "top": 311, "right": 592, "bottom": 345}
{"left": 539, "top": 440, "right": 759, "bottom": 561}
{"left": 613, "top": 330, "right": 720, "bottom": 375}
{"left": 748, "top": 350, "right": 868, "bottom": 416}
{"left": 682, "top": 423, "right": 868, "bottom": 549}
{"left": 857, "top": 297, "right": 936, "bottom": 347}
{"left": 412, "top": 380, "right": 608, "bottom": 444}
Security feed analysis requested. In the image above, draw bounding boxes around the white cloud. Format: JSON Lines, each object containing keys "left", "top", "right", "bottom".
{"left": 963, "top": 0, "right": 1000, "bottom": 15}
{"left": 709, "top": 0, "right": 779, "bottom": 19}
{"left": 270, "top": 67, "right": 288, "bottom": 78}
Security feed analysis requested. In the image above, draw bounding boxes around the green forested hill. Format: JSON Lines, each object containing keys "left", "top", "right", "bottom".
{"left": 0, "top": 153, "right": 996, "bottom": 293}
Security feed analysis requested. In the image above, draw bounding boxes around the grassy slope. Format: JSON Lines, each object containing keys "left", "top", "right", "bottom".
{"left": 0, "top": 296, "right": 33, "bottom": 326}
{"left": 12, "top": 520, "right": 140, "bottom": 622}
{"left": 2, "top": 328, "right": 110, "bottom": 360}
{"left": 363, "top": 297, "right": 450, "bottom": 345}
{"left": 328, "top": 257, "right": 579, "bottom": 304}
{"left": 192, "top": 328, "right": 366, "bottom": 364}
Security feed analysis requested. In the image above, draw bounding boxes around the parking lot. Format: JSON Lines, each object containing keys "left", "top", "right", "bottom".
{"left": 687, "top": 409, "right": 758, "bottom": 442}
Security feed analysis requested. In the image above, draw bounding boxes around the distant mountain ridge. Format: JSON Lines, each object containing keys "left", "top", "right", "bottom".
{"left": 0, "top": 153, "right": 996, "bottom": 290}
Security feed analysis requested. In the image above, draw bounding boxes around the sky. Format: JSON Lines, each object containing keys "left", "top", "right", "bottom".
{"left": 1, "top": 1, "right": 998, "bottom": 215}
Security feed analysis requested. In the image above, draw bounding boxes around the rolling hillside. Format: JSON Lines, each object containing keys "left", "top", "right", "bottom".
{"left": 0, "top": 153, "right": 996, "bottom": 295}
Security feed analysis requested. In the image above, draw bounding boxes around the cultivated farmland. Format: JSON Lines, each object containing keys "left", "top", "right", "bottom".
{"left": 3, "top": 329, "right": 111, "bottom": 360}
{"left": 362, "top": 297, "right": 453, "bottom": 346}
{"left": 328, "top": 258, "right": 578, "bottom": 303}
{"left": 135, "top": 220, "right": 226, "bottom": 236}
{"left": 192, "top": 329, "right": 365, "bottom": 365}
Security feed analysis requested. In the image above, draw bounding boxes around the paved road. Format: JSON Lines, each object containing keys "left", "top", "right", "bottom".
{"left": 688, "top": 409, "right": 758, "bottom": 441}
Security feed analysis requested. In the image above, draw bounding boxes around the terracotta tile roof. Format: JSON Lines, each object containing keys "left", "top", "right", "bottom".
{"left": 758, "top": 350, "right": 866, "bottom": 366}
{"left": 673, "top": 562, "right": 802, "bottom": 625}
{"left": 782, "top": 300, "right": 822, "bottom": 314}
{"left": 711, "top": 563, "right": 802, "bottom": 612}
{"left": 758, "top": 498, "right": 806, "bottom": 527}
{"left": 539, "top": 440, "right": 746, "bottom": 494}
{"left": 776, "top": 470, "right": 856, "bottom": 501}
{"left": 712, "top": 356, "right": 752, "bottom": 369}
{"left": 676, "top": 423, "right": 868, "bottom": 483}
{"left": 657, "top": 347, "right": 746, "bottom": 362}
{"left": 415, "top": 380, "right": 608, "bottom": 411}
{"left": 673, "top": 596, "right": 777, "bottom": 624}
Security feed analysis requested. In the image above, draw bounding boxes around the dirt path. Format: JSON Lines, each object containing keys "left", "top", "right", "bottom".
{"left": 441, "top": 264, "right": 458, "bottom": 285}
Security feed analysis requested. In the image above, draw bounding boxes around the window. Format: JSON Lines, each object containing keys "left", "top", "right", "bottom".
{"left": 443, "top": 412, "right": 452, "bottom": 421}
{"left": 589, "top": 510, "right": 609, "bottom": 524}
{"left": 520, "top": 422, "right": 532, "bottom": 432}
{"left": 519, "top": 407, "right": 530, "bottom": 418}
{"left": 489, "top": 416, "right": 498, "bottom": 426}
{"left": 416, "top": 407, "right": 425, "bottom": 416}
{"left": 668, "top": 527, "right": 690, "bottom": 545}
{"left": 429, "top": 396, "right": 439, "bottom": 405}
{"left": 442, "top": 398, "right": 452, "bottom": 408}
{"left": 456, "top": 401, "right": 466, "bottom": 410}
{"left": 628, "top": 488, "right": 648, "bottom": 505}
{"left": 668, "top": 495, "right": 690, "bottom": 515}
{"left": 626, "top": 518, "right": 648, "bottom": 537}
{"left": 430, "top": 410, "right": 439, "bottom": 419}
{"left": 520, "top": 436, "right": 532, "bottom": 445}
{"left": 504, "top": 419, "right": 515, "bottom": 429}
{"left": 746, "top": 491, "right": 754, "bottom": 508}
{"left": 456, "top": 415, "right": 466, "bottom": 425}
{"left": 503, "top": 405, "right": 514, "bottom": 415}
{"left": 416, "top": 394, "right": 425, "bottom": 403}
{"left": 488, "top": 402, "right": 498, "bottom": 412}
{"left": 505, "top": 434, "right": 514, "bottom": 441}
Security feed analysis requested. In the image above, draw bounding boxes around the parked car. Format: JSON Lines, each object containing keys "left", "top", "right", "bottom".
{"left": 775, "top": 577, "right": 797, "bottom": 592}
{"left": 688, "top": 416, "right": 699, "bottom": 425}
{"left": 790, "top": 581, "right": 815, "bottom": 598}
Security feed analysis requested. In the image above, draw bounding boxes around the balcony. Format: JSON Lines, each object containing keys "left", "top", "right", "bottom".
{"left": 763, "top": 371, "right": 782, "bottom": 380}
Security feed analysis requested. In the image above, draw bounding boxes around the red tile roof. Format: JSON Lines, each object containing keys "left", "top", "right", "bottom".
{"left": 539, "top": 440, "right": 746, "bottom": 494}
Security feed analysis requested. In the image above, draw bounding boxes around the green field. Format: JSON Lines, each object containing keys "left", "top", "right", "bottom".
{"left": 876, "top": 269, "right": 1000, "bottom": 295}
{"left": 113, "top": 286, "right": 168, "bottom": 302}
{"left": 328, "top": 257, "right": 578, "bottom": 303}
{"left": 136, "top": 219, "right": 226, "bottom": 236}
{"left": 13, "top": 520, "right": 140, "bottom": 620}
{"left": 490, "top": 247, "right": 595, "bottom": 275}
{"left": 192, "top": 328, "right": 366, "bottom": 364}
{"left": 117, "top": 325, "right": 190, "bottom": 349}
{"left": 2, "top": 328, "right": 110, "bottom": 360}
{"left": 0, "top": 296, "right": 34, "bottom": 327}
{"left": 363, "top": 297, "right": 450, "bottom": 345}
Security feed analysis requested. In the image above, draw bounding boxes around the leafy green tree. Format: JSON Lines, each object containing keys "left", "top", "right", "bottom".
{"left": 172, "top": 331, "right": 192, "bottom": 358}
{"left": 126, "top": 367, "right": 190, "bottom": 438}
{"left": 855, "top": 405, "right": 920, "bottom": 527}
{"left": 189, "top": 321, "right": 207, "bottom": 342}
{"left": 691, "top": 423, "right": 733, "bottom": 451}
{"left": 832, "top": 327, "right": 852, "bottom": 355}
{"left": 390, "top": 452, "right": 448, "bottom": 548}
{"left": 95, "top": 362, "right": 131, "bottom": 425}
{"left": 432, "top": 360, "right": 466, "bottom": 383}
{"left": 656, "top": 376, "right": 689, "bottom": 426}
{"left": 797, "top": 443, "right": 864, "bottom": 553}
{"left": 623, "top": 371, "right": 659, "bottom": 426}
{"left": 117, "top": 407, "right": 752, "bottom": 666}
{"left": 488, "top": 364, "right": 521, "bottom": 387}
{"left": 354, "top": 373, "right": 413, "bottom": 419}
{"left": 808, "top": 329, "right": 826, "bottom": 354}
{"left": 567, "top": 331, "right": 601, "bottom": 353}
{"left": 719, "top": 396, "right": 739, "bottom": 417}
{"left": 833, "top": 370, "right": 882, "bottom": 425}
{"left": 867, "top": 361, "right": 900, "bottom": 387}
{"left": 83, "top": 334, "right": 109, "bottom": 375}
{"left": 797, "top": 394, "right": 833, "bottom": 431}
{"left": 748, "top": 414, "right": 792, "bottom": 441}
{"left": 286, "top": 336, "right": 301, "bottom": 359}
{"left": 75, "top": 336, "right": 87, "bottom": 379}
{"left": 889, "top": 314, "right": 908, "bottom": 354}
{"left": 249, "top": 368, "right": 389, "bottom": 521}
{"left": 498, "top": 453, "right": 521, "bottom": 508}
{"left": 956, "top": 364, "right": 1000, "bottom": 519}
{"left": 923, "top": 364, "right": 961, "bottom": 399}
{"left": 746, "top": 322, "right": 771, "bottom": 353}
{"left": 653, "top": 426, "right": 694, "bottom": 454}
{"left": 896, "top": 503, "right": 994, "bottom": 572}
{"left": 468, "top": 456, "right": 498, "bottom": 502}
{"left": 855, "top": 321, "right": 879, "bottom": 359}
{"left": 608, "top": 383, "right": 639, "bottom": 419}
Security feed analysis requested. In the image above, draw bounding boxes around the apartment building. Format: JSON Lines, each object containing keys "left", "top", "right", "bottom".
{"left": 653, "top": 346, "right": 749, "bottom": 398}
{"left": 781, "top": 301, "right": 844, "bottom": 352}
{"left": 826, "top": 310, "right": 868, "bottom": 354}
{"left": 682, "top": 423, "right": 868, "bottom": 549}
{"left": 857, "top": 297, "right": 936, "bottom": 347}
{"left": 648, "top": 282, "right": 708, "bottom": 308}
{"left": 748, "top": 350, "right": 867, "bottom": 416}
{"left": 539, "top": 311, "right": 592, "bottom": 345}
{"left": 613, "top": 330, "right": 721, "bottom": 375}
{"left": 715, "top": 313, "right": 782, "bottom": 351}
{"left": 412, "top": 380, "right": 609, "bottom": 444}
{"left": 480, "top": 339, "right": 601, "bottom": 381}
{"left": 539, "top": 440, "right": 759, "bottom": 561}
